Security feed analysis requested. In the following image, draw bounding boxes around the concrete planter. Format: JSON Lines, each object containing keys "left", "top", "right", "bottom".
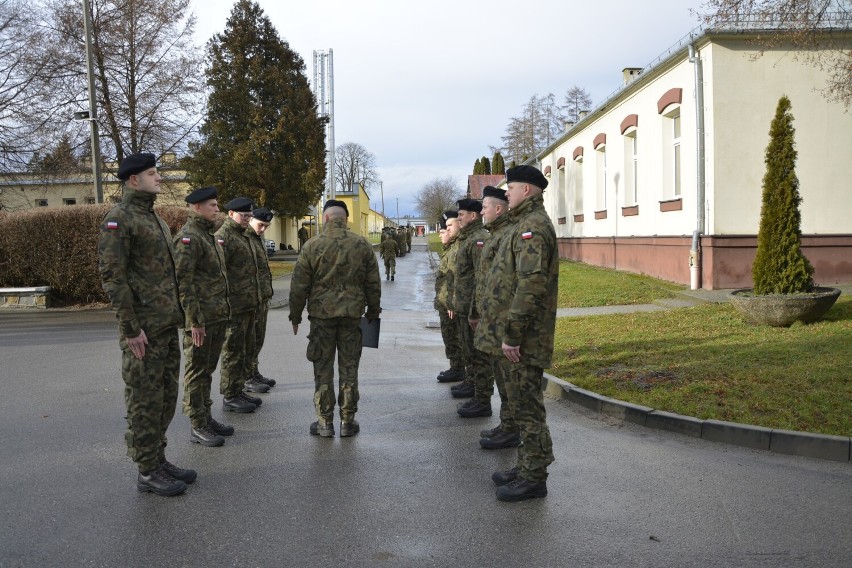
{"left": 729, "top": 287, "right": 841, "bottom": 327}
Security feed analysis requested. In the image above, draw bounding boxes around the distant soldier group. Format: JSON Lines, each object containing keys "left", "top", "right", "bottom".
{"left": 378, "top": 225, "right": 413, "bottom": 281}
{"left": 434, "top": 165, "right": 558, "bottom": 503}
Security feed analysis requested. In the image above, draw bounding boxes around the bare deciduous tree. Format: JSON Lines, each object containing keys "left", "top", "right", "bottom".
{"left": 334, "top": 141, "right": 380, "bottom": 195}
{"left": 415, "top": 176, "right": 464, "bottom": 225}
{"left": 562, "top": 86, "right": 593, "bottom": 123}
{"left": 699, "top": 0, "right": 852, "bottom": 107}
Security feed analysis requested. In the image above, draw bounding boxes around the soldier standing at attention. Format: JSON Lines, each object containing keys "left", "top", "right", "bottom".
{"left": 298, "top": 224, "right": 309, "bottom": 250}
{"left": 379, "top": 227, "right": 399, "bottom": 280}
{"left": 451, "top": 198, "right": 492, "bottom": 417}
{"left": 98, "top": 152, "right": 196, "bottom": 497}
{"left": 216, "top": 197, "right": 267, "bottom": 415}
{"left": 434, "top": 211, "right": 465, "bottom": 384}
{"left": 289, "top": 200, "right": 382, "bottom": 438}
{"left": 246, "top": 207, "right": 278, "bottom": 389}
{"left": 405, "top": 225, "right": 412, "bottom": 253}
{"left": 490, "top": 165, "right": 558, "bottom": 502}
{"left": 173, "top": 186, "right": 233, "bottom": 448}
{"left": 472, "top": 186, "right": 520, "bottom": 451}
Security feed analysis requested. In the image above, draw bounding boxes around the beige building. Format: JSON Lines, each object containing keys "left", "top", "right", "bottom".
{"left": 531, "top": 26, "right": 852, "bottom": 289}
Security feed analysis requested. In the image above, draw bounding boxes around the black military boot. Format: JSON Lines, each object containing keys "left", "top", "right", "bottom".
{"left": 495, "top": 478, "right": 548, "bottom": 502}
{"left": 437, "top": 368, "right": 464, "bottom": 383}
{"left": 208, "top": 417, "right": 235, "bottom": 436}
{"left": 243, "top": 375, "right": 270, "bottom": 393}
{"left": 191, "top": 424, "right": 225, "bottom": 447}
{"left": 391, "top": 274, "right": 394, "bottom": 281}
{"left": 240, "top": 391, "right": 262, "bottom": 406}
{"left": 222, "top": 395, "right": 256, "bottom": 413}
{"left": 137, "top": 467, "right": 187, "bottom": 496}
{"left": 254, "top": 371, "right": 276, "bottom": 387}
{"left": 159, "top": 460, "right": 197, "bottom": 484}
{"left": 479, "top": 430, "right": 521, "bottom": 450}
{"left": 309, "top": 420, "right": 334, "bottom": 437}
{"left": 491, "top": 466, "right": 519, "bottom": 486}
{"left": 340, "top": 419, "right": 360, "bottom": 437}
{"left": 386, "top": 273, "right": 390, "bottom": 280}
{"left": 450, "top": 382, "right": 475, "bottom": 399}
{"left": 458, "top": 400, "right": 492, "bottom": 418}
{"left": 481, "top": 425, "right": 502, "bottom": 438}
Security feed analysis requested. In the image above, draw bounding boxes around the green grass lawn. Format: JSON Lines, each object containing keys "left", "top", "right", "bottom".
{"left": 558, "top": 260, "right": 685, "bottom": 308}
{"left": 427, "top": 232, "right": 442, "bottom": 253}
{"left": 549, "top": 296, "right": 852, "bottom": 436}
{"left": 268, "top": 261, "right": 295, "bottom": 278}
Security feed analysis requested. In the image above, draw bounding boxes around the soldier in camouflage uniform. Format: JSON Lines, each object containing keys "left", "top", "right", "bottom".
{"left": 443, "top": 215, "right": 469, "bottom": 399}
{"left": 216, "top": 197, "right": 266, "bottom": 414}
{"left": 405, "top": 225, "right": 412, "bottom": 252}
{"left": 394, "top": 226, "right": 406, "bottom": 257}
{"left": 434, "top": 211, "right": 464, "bottom": 383}
{"left": 379, "top": 228, "right": 399, "bottom": 280}
{"left": 246, "top": 207, "right": 278, "bottom": 389}
{"left": 173, "top": 186, "right": 234, "bottom": 448}
{"left": 98, "top": 152, "right": 196, "bottom": 497}
{"left": 289, "top": 200, "right": 382, "bottom": 438}
{"left": 488, "top": 166, "right": 558, "bottom": 502}
{"left": 449, "top": 198, "right": 492, "bottom": 416}
{"left": 472, "top": 186, "right": 520, "bottom": 450}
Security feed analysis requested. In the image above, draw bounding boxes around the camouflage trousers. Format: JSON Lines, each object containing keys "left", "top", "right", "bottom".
{"left": 491, "top": 355, "right": 518, "bottom": 433}
{"left": 182, "top": 321, "right": 227, "bottom": 428}
{"left": 438, "top": 309, "right": 463, "bottom": 370}
{"left": 307, "top": 317, "right": 362, "bottom": 423}
{"left": 383, "top": 257, "right": 396, "bottom": 277}
{"left": 457, "top": 317, "right": 492, "bottom": 404}
{"left": 249, "top": 301, "right": 270, "bottom": 375}
{"left": 220, "top": 310, "right": 256, "bottom": 398}
{"left": 501, "top": 360, "right": 554, "bottom": 483}
{"left": 119, "top": 327, "right": 181, "bottom": 472}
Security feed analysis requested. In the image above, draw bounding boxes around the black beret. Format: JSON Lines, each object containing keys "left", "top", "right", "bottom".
{"left": 185, "top": 186, "right": 218, "bottom": 204}
{"left": 482, "top": 186, "right": 508, "bottom": 201}
{"left": 505, "top": 165, "right": 548, "bottom": 190}
{"left": 252, "top": 207, "right": 273, "bottom": 222}
{"left": 324, "top": 199, "right": 349, "bottom": 216}
{"left": 441, "top": 210, "right": 458, "bottom": 220}
{"left": 456, "top": 198, "right": 482, "bottom": 213}
{"left": 117, "top": 153, "right": 156, "bottom": 181}
{"left": 223, "top": 197, "right": 253, "bottom": 212}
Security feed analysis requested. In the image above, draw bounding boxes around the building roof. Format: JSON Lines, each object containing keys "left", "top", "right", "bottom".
{"left": 467, "top": 174, "right": 505, "bottom": 199}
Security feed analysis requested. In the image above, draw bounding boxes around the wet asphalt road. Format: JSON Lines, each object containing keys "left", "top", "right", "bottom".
{"left": 0, "top": 240, "right": 850, "bottom": 567}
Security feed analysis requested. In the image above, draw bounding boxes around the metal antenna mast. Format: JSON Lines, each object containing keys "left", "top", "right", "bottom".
{"left": 313, "top": 49, "right": 335, "bottom": 200}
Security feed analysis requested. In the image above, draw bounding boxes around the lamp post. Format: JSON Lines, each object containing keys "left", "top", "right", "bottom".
{"left": 380, "top": 181, "right": 385, "bottom": 228}
{"left": 396, "top": 197, "right": 399, "bottom": 227}
{"left": 81, "top": 0, "right": 103, "bottom": 203}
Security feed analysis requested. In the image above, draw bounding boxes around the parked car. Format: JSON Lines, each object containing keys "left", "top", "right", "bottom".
{"left": 264, "top": 240, "right": 276, "bottom": 256}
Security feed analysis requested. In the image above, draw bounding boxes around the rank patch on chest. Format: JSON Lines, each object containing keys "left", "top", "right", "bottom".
{"left": 181, "top": 237, "right": 191, "bottom": 244}
{"left": 522, "top": 231, "right": 533, "bottom": 239}
{"left": 106, "top": 221, "right": 119, "bottom": 230}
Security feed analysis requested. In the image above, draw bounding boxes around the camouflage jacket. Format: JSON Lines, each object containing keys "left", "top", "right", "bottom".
{"left": 215, "top": 217, "right": 259, "bottom": 315}
{"left": 473, "top": 213, "right": 514, "bottom": 354}
{"left": 288, "top": 218, "right": 381, "bottom": 323}
{"left": 451, "top": 217, "right": 488, "bottom": 319}
{"left": 491, "top": 194, "right": 558, "bottom": 367}
{"left": 98, "top": 189, "right": 183, "bottom": 339}
{"left": 173, "top": 212, "right": 230, "bottom": 329}
{"left": 379, "top": 236, "right": 399, "bottom": 259}
{"left": 246, "top": 228, "right": 274, "bottom": 302}
{"left": 443, "top": 238, "right": 461, "bottom": 312}
{"left": 433, "top": 238, "right": 456, "bottom": 311}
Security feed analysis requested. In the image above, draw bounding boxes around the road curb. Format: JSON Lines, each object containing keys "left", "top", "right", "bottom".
{"left": 543, "top": 373, "right": 851, "bottom": 463}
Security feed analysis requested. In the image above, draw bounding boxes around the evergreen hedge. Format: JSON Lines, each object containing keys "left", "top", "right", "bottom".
{"left": 751, "top": 95, "right": 814, "bottom": 295}
{"left": 0, "top": 204, "right": 190, "bottom": 306}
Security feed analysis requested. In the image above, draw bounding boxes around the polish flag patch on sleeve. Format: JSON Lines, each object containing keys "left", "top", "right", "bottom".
{"left": 476, "top": 240, "right": 484, "bottom": 248}
{"left": 106, "top": 221, "right": 119, "bottom": 230}
{"left": 217, "top": 238, "right": 225, "bottom": 245}
{"left": 521, "top": 231, "right": 533, "bottom": 239}
{"left": 181, "top": 237, "right": 191, "bottom": 244}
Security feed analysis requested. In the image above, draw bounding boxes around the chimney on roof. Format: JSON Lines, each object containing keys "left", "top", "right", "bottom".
{"left": 578, "top": 110, "right": 589, "bottom": 119}
{"left": 623, "top": 67, "right": 642, "bottom": 85}
{"left": 564, "top": 120, "right": 575, "bottom": 130}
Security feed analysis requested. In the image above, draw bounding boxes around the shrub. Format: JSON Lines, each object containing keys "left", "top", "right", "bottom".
{"left": 0, "top": 203, "right": 190, "bottom": 306}
{"left": 751, "top": 95, "right": 814, "bottom": 295}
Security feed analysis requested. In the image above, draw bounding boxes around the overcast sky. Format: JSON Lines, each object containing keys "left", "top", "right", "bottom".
{"left": 191, "top": 0, "right": 707, "bottom": 217}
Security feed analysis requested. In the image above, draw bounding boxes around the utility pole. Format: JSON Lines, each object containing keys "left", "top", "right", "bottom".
{"left": 380, "top": 181, "right": 385, "bottom": 228}
{"left": 313, "top": 49, "right": 335, "bottom": 201}
{"left": 81, "top": 0, "right": 103, "bottom": 203}
{"left": 396, "top": 197, "right": 399, "bottom": 227}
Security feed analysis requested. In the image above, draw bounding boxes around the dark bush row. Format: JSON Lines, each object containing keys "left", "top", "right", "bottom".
{"left": 0, "top": 204, "right": 191, "bottom": 306}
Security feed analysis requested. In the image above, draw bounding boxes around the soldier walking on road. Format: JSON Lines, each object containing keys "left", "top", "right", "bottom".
{"left": 98, "top": 152, "right": 196, "bottom": 497}
{"left": 289, "top": 200, "right": 382, "bottom": 438}
{"left": 379, "top": 228, "right": 399, "bottom": 280}
{"left": 472, "top": 186, "right": 520, "bottom": 450}
{"left": 173, "top": 186, "right": 234, "bottom": 448}
{"left": 246, "top": 207, "right": 278, "bottom": 389}
{"left": 489, "top": 165, "right": 558, "bottom": 502}
{"left": 216, "top": 197, "right": 266, "bottom": 415}
{"left": 434, "top": 211, "right": 465, "bottom": 384}
{"left": 450, "top": 198, "right": 492, "bottom": 417}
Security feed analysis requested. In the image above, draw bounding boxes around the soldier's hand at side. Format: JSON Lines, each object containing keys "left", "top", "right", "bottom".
{"left": 447, "top": 310, "right": 454, "bottom": 319}
{"left": 502, "top": 342, "right": 521, "bottom": 363}
{"left": 469, "top": 318, "right": 480, "bottom": 331}
{"left": 191, "top": 326, "right": 206, "bottom": 347}
{"left": 127, "top": 330, "right": 148, "bottom": 360}
{"left": 292, "top": 323, "right": 299, "bottom": 335}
